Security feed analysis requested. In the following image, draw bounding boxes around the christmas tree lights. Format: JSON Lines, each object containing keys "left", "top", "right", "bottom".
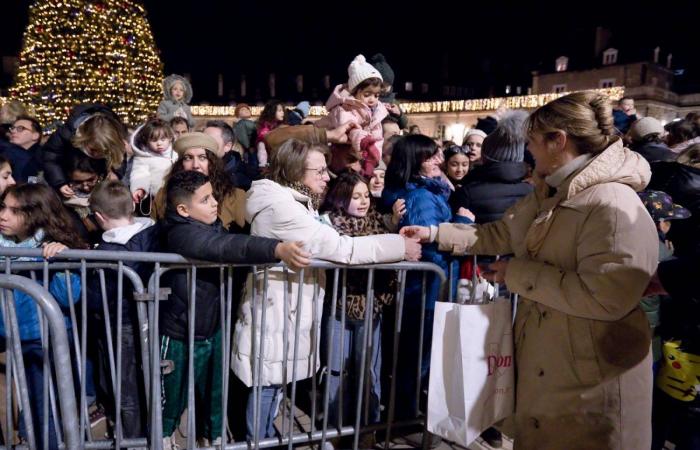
{"left": 10, "top": 0, "right": 163, "bottom": 130}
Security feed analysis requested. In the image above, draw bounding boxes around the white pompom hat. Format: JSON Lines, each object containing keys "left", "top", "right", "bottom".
{"left": 347, "top": 54, "right": 383, "bottom": 93}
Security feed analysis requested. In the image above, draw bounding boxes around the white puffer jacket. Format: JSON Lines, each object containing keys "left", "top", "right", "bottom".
{"left": 231, "top": 179, "right": 405, "bottom": 386}
{"left": 129, "top": 125, "right": 178, "bottom": 195}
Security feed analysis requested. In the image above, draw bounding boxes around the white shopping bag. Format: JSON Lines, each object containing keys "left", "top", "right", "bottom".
{"left": 427, "top": 298, "right": 515, "bottom": 447}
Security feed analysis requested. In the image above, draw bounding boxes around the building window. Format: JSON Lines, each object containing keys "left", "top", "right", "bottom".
{"left": 405, "top": 81, "right": 413, "bottom": 92}
{"left": 603, "top": 48, "right": 618, "bottom": 65}
{"left": 599, "top": 78, "right": 616, "bottom": 88}
{"left": 421, "top": 83, "right": 429, "bottom": 94}
{"left": 555, "top": 56, "right": 568, "bottom": 72}
{"left": 553, "top": 84, "right": 567, "bottom": 93}
{"left": 505, "top": 85, "right": 511, "bottom": 94}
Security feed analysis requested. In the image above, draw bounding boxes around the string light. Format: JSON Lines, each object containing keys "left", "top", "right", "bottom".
{"left": 9, "top": 0, "right": 163, "bottom": 131}
{"left": 190, "top": 87, "right": 625, "bottom": 117}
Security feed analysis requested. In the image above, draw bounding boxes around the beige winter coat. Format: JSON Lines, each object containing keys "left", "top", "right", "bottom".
{"left": 435, "top": 140, "right": 658, "bottom": 450}
{"left": 231, "top": 179, "right": 405, "bottom": 387}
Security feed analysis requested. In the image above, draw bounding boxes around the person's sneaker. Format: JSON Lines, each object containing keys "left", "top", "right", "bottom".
{"left": 480, "top": 427, "right": 503, "bottom": 448}
{"left": 163, "top": 436, "right": 181, "bottom": 450}
{"left": 197, "top": 437, "right": 223, "bottom": 448}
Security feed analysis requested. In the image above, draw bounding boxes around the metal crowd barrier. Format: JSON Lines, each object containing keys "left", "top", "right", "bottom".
{"left": 0, "top": 273, "right": 80, "bottom": 450}
{"left": 0, "top": 248, "right": 447, "bottom": 450}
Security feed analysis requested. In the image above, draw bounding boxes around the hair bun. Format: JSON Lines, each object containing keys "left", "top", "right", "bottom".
{"left": 588, "top": 93, "right": 615, "bottom": 136}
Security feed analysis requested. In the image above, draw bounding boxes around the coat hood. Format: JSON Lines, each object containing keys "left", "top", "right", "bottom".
{"left": 101, "top": 217, "right": 155, "bottom": 245}
{"left": 561, "top": 139, "right": 651, "bottom": 200}
{"left": 130, "top": 123, "right": 176, "bottom": 160}
{"left": 163, "top": 74, "right": 193, "bottom": 104}
{"left": 245, "top": 179, "right": 313, "bottom": 223}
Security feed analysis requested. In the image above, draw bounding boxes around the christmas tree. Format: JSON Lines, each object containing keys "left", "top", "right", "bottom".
{"left": 10, "top": 0, "right": 163, "bottom": 130}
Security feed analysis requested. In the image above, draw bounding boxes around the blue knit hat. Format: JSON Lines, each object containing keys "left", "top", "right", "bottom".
{"left": 295, "top": 101, "right": 311, "bottom": 118}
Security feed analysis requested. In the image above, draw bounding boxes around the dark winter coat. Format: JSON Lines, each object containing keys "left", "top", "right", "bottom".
{"left": 222, "top": 150, "right": 258, "bottom": 192}
{"left": 449, "top": 161, "right": 533, "bottom": 224}
{"left": 0, "top": 142, "right": 41, "bottom": 183}
{"left": 630, "top": 141, "right": 676, "bottom": 163}
{"left": 613, "top": 109, "right": 638, "bottom": 135}
{"left": 87, "top": 219, "right": 162, "bottom": 323}
{"left": 41, "top": 104, "right": 124, "bottom": 189}
{"left": 160, "top": 211, "right": 280, "bottom": 341}
{"left": 648, "top": 161, "right": 700, "bottom": 258}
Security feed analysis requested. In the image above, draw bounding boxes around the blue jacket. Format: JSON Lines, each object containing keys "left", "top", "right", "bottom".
{"left": 0, "top": 232, "right": 81, "bottom": 341}
{"left": 0, "top": 272, "right": 81, "bottom": 342}
{"left": 382, "top": 177, "right": 472, "bottom": 309}
{"left": 613, "top": 109, "right": 637, "bottom": 135}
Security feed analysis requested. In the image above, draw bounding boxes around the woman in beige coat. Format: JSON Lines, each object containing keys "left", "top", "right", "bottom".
{"left": 403, "top": 92, "right": 658, "bottom": 450}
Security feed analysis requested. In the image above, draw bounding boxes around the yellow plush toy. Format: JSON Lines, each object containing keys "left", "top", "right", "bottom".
{"left": 657, "top": 340, "right": 700, "bottom": 402}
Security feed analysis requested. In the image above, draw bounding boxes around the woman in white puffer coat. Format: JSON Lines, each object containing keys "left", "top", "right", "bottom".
{"left": 231, "top": 139, "right": 422, "bottom": 441}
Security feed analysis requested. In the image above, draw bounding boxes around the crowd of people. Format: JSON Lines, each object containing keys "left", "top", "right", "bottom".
{"left": 0, "top": 52, "right": 698, "bottom": 450}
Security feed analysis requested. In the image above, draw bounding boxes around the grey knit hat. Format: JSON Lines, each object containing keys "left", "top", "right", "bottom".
{"left": 481, "top": 110, "right": 529, "bottom": 163}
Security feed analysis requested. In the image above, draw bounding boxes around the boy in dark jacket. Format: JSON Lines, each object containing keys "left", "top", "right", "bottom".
{"left": 159, "top": 171, "right": 309, "bottom": 447}
{"left": 88, "top": 180, "right": 160, "bottom": 438}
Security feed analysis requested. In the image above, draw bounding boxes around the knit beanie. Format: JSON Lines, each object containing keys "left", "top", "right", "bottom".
{"left": 173, "top": 132, "right": 219, "bottom": 156}
{"left": 370, "top": 53, "right": 395, "bottom": 86}
{"left": 463, "top": 128, "right": 487, "bottom": 141}
{"left": 480, "top": 110, "right": 529, "bottom": 163}
{"left": 348, "top": 55, "right": 383, "bottom": 93}
{"left": 295, "top": 101, "right": 311, "bottom": 118}
{"left": 629, "top": 117, "right": 664, "bottom": 142}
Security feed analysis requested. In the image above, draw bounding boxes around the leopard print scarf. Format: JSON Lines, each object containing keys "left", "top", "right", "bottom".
{"left": 285, "top": 181, "right": 323, "bottom": 211}
{"left": 328, "top": 207, "right": 395, "bottom": 320}
{"left": 328, "top": 208, "right": 388, "bottom": 237}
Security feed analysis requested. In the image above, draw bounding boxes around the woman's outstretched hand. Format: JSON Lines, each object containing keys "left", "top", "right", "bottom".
{"left": 400, "top": 225, "right": 431, "bottom": 243}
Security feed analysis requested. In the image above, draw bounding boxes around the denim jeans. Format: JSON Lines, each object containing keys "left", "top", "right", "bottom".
{"left": 322, "top": 312, "right": 382, "bottom": 427}
{"left": 246, "top": 385, "right": 283, "bottom": 441}
{"left": 19, "top": 339, "right": 59, "bottom": 450}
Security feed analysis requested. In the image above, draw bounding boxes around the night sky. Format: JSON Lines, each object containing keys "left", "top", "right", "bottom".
{"left": 2, "top": 1, "right": 699, "bottom": 103}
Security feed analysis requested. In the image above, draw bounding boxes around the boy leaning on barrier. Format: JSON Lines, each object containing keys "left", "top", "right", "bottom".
{"left": 158, "top": 170, "right": 310, "bottom": 448}
{"left": 87, "top": 180, "right": 160, "bottom": 438}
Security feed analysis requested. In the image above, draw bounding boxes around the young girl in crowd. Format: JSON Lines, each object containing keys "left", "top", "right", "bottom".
{"left": 130, "top": 118, "right": 177, "bottom": 215}
{"left": 157, "top": 74, "right": 195, "bottom": 128}
{"left": 369, "top": 160, "right": 387, "bottom": 197}
{"left": 319, "top": 171, "right": 404, "bottom": 445}
{"left": 315, "top": 55, "right": 388, "bottom": 178}
{"left": 255, "top": 100, "right": 285, "bottom": 168}
{"left": 0, "top": 155, "right": 16, "bottom": 193}
{"left": 0, "top": 183, "right": 86, "bottom": 450}
{"left": 463, "top": 128, "right": 487, "bottom": 164}
{"left": 443, "top": 145, "right": 471, "bottom": 188}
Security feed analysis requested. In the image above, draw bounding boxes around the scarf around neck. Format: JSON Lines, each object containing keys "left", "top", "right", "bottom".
{"left": 286, "top": 181, "right": 323, "bottom": 211}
